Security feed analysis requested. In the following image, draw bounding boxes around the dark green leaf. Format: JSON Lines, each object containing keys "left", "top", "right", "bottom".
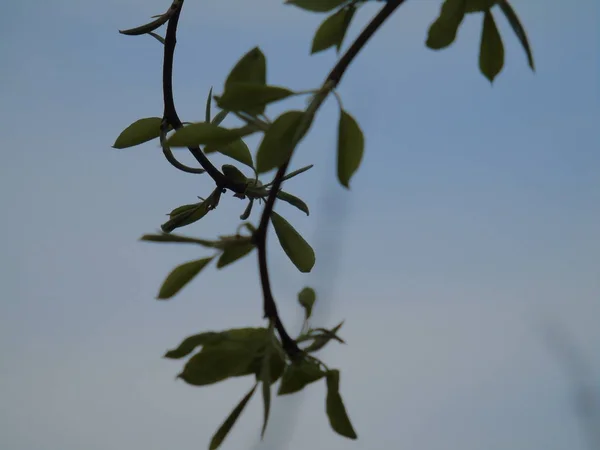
{"left": 148, "top": 32, "right": 165, "bottom": 45}
{"left": 251, "top": 351, "right": 287, "bottom": 383}
{"left": 259, "top": 343, "right": 272, "bottom": 438}
{"left": 168, "top": 202, "right": 202, "bottom": 218}
{"left": 217, "top": 243, "right": 255, "bottom": 268}
{"left": 225, "top": 47, "right": 266, "bottom": 89}
{"left": 465, "top": 0, "right": 496, "bottom": 12}
{"left": 140, "top": 233, "right": 218, "bottom": 247}
{"left": 278, "top": 359, "right": 325, "bottom": 395}
{"left": 498, "top": 0, "right": 535, "bottom": 70}
{"left": 325, "top": 370, "right": 357, "bottom": 439}
{"left": 256, "top": 111, "right": 304, "bottom": 174}
{"left": 240, "top": 199, "right": 254, "bottom": 220}
{"left": 165, "top": 123, "right": 246, "bottom": 148}
{"left": 270, "top": 211, "right": 315, "bottom": 273}
{"left": 217, "top": 84, "right": 295, "bottom": 116}
{"left": 212, "top": 109, "right": 229, "bottom": 126}
{"left": 157, "top": 257, "right": 213, "bottom": 299}
{"left": 276, "top": 191, "right": 309, "bottom": 216}
{"left": 304, "top": 321, "right": 344, "bottom": 353}
{"left": 298, "top": 287, "right": 316, "bottom": 320}
{"left": 205, "top": 139, "right": 254, "bottom": 170}
{"left": 161, "top": 201, "right": 211, "bottom": 233}
{"left": 221, "top": 164, "right": 248, "bottom": 185}
{"left": 337, "top": 109, "right": 364, "bottom": 188}
{"left": 113, "top": 117, "right": 162, "bottom": 149}
{"left": 205, "top": 87, "right": 213, "bottom": 123}
{"left": 209, "top": 384, "right": 257, "bottom": 450}
{"left": 311, "top": 6, "right": 356, "bottom": 54}
{"left": 426, "top": 0, "right": 467, "bottom": 50}
{"left": 285, "top": 0, "right": 348, "bottom": 13}
{"left": 164, "top": 332, "right": 224, "bottom": 359}
{"left": 277, "top": 164, "right": 314, "bottom": 184}
{"left": 479, "top": 10, "right": 504, "bottom": 82}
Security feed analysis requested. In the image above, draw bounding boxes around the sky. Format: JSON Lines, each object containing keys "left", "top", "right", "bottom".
{"left": 0, "top": 1, "right": 599, "bottom": 450}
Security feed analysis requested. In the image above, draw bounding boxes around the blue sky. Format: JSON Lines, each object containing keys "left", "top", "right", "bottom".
{"left": 1, "top": 1, "right": 599, "bottom": 449}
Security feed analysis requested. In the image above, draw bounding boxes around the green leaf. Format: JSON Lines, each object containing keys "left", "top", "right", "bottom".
{"left": 276, "top": 191, "right": 309, "bottom": 216}
{"left": 168, "top": 203, "right": 202, "bottom": 218}
{"left": 256, "top": 111, "right": 304, "bottom": 174}
{"left": 240, "top": 199, "right": 254, "bottom": 220}
{"left": 285, "top": 0, "right": 348, "bottom": 13}
{"left": 498, "top": 0, "right": 535, "bottom": 70}
{"left": 217, "top": 242, "right": 255, "bottom": 269}
{"left": 270, "top": 211, "right": 315, "bottom": 273}
{"left": 165, "top": 122, "right": 246, "bottom": 148}
{"left": 337, "top": 109, "right": 364, "bottom": 188}
{"left": 278, "top": 359, "right": 325, "bottom": 395}
{"left": 209, "top": 384, "right": 257, "bottom": 450}
{"left": 225, "top": 47, "right": 266, "bottom": 89}
{"left": 259, "top": 340, "right": 272, "bottom": 438}
{"left": 211, "top": 109, "right": 229, "bottom": 126}
{"left": 205, "top": 87, "right": 213, "bottom": 123}
{"left": 298, "top": 287, "right": 316, "bottom": 320}
{"left": 304, "top": 321, "right": 344, "bottom": 353}
{"left": 205, "top": 138, "right": 254, "bottom": 170}
{"left": 113, "top": 117, "right": 162, "bottom": 149}
{"left": 479, "top": 10, "right": 504, "bottom": 82}
{"left": 277, "top": 164, "right": 314, "bottom": 184}
{"left": 325, "top": 370, "right": 357, "bottom": 439}
{"left": 311, "top": 5, "right": 356, "bottom": 54}
{"left": 252, "top": 351, "right": 287, "bottom": 384}
{"left": 164, "top": 332, "right": 224, "bottom": 359}
{"left": 157, "top": 257, "right": 213, "bottom": 299}
{"left": 217, "top": 84, "right": 295, "bottom": 116}
{"left": 465, "top": 0, "right": 496, "bottom": 12}
{"left": 221, "top": 164, "right": 248, "bottom": 185}
{"left": 426, "top": 0, "right": 467, "bottom": 50}
{"left": 140, "top": 233, "right": 218, "bottom": 248}
{"left": 161, "top": 200, "right": 211, "bottom": 233}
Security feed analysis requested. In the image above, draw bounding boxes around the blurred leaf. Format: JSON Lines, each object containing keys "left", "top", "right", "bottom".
{"left": 211, "top": 109, "right": 229, "bottom": 126}
{"left": 498, "top": 0, "right": 535, "bottom": 70}
{"left": 221, "top": 164, "right": 248, "bottom": 185}
{"left": 426, "top": 0, "right": 467, "bottom": 50}
{"left": 277, "top": 164, "right": 314, "bottom": 184}
{"left": 304, "top": 321, "right": 344, "bottom": 353}
{"left": 225, "top": 47, "right": 266, "bottom": 89}
{"left": 278, "top": 359, "right": 325, "bottom": 395}
{"left": 311, "top": 5, "right": 356, "bottom": 54}
{"left": 140, "top": 233, "right": 218, "bottom": 248}
{"left": 285, "top": 0, "right": 348, "bottom": 13}
{"left": 259, "top": 338, "right": 272, "bottom": 438}
{"left": 148, "top": 32, "right": 165, "bottom": 45}
{"left": 251, "top": 350, "right": 287, "bottom": 383}
{"left": 166, "top": 123, "right": 246, "bottom": 148}
{"left": 337, "top": 109, "right": 364, "bottom": 188}
{"left": 209, "top": 383, "right": 257, "bottom": 450}
{"left": 240, "top": 199, "right": 254, "bottom": 220}
{"left": 168, "top": 202, "right": 202, "bottom": 218}
{"left": 217, "top": 242, "right": 255, "bottom": 268}
{"left": 217, "top": 84, "right": 295, "bottom": 116}
{"left": 205, "top": 87, "right": 213, "bottom": 123}
{"left": 298, "top": 287, "right": 316, "bottom": 320}
{"left": 276, "top": 191, "right": 309, "bottom": 215}
{"left": 256, "top": 111, "right": 304, "bottom": 173}
{"left": 164, "top": 332, "right": 224, "bottom": 359}
{"left": 113, "top": 117, "right": 162, "bottom": 149}
{"left": 157, "top": 257, "right": 213, "bottom": 299}
{"left": 205, "top": 139, "right": 254, "bottom": 169}
{"left": 161, "top": 200, "right": 211, "bottom": 233}
{"left": 271, "top": 211, "right": 315, "bottom": 273}
{"left": 479, "top": 10, "right": 504, "bottom": 82}
{"left": 325, "top": 370, "right": 357, "bottom": 439}
{"left": 465, "top": 0, "right": 496, "bottom": 12}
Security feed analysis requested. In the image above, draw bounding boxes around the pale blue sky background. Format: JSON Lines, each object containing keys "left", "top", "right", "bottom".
{"left": 1, "top": 1, "right": 599, "bottom": 450}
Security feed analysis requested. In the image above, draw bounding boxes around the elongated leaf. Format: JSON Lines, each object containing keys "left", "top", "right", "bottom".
{"left": 209, "top": 384, "right": 257, "bottom": 450}
{"left": 285, "top": 0, "right": 348, "bottom": 13}
{"left": 217, "top": 243, "right": 255, "bottom": 268}
{"left": 157, "top": 257, "right": 213, "bottom": 299}
{"left": 168, "top": 202, "right": 202, "bottom": 218}
{"left": 140, "top": 233, "right": 218, "bottom": 247}
{"left": 278, "top": 359, "right": 325, "bottom": 395}
{"left": 251, "top": 350, "right": 287, "bottom": 383}
{"left": 325, "top": 370, "right": 357, "bottom": 439}
{"left": 205, "top": 87, "right": 213, "bottom": 123}
{"left": 212, "top": 110, "right": 229, "bottom": 126}
{"left": 479, "top": 10, "right": 504, "bottom": 82}
{"left": 256, "top": 111, "right": 304, "bottom": 174}
{"left": 221, "top": 164, "right": 248, "bottom": 185}
{"left": 113, "top": 117, "right": 162, "bottom": 149}
{"left": 498, "top": 0, "right": 535, "bottom": 70}
{"left": 337, "top": 109, "right": 364, "bottom": 188}
{"left": 240, "top": 199, "right": 254, "bottom": 220}
{"left": 278, "top": 164, "right": 314, "bottom": 183}
{"left": 304, "top": 321, "right": 344, "bottom": 353}
{"left": 276, "top": 191, "right": 309, "bottom": 215}
{"left": 225, "top": 47, "right": 266, "bottom": 89}
{"left": 271, "top": 211, "right": 315, "bottom": 273}
{"left": 164, "top": 332, "right": 224, "bottom": 359}
{"left": 161, "top": 201, "right": 210, "bottom": 233}
{"left": 426, "top": 0, "right": 467, "bottom": 50}
{"left": 217, "top": 84, "right": 295, "bottom": 116}
{"left": 166, "top": 123, "right": 245, "bottom": 148}
{"left": 298, "top": 287, "right": 316, "bottom": 319}
{"left": 465, "top": 0, "right": 496, "bottom": 12}
{"left": 311, "top": 6, "right": 356, "bottom": 54}
{"left": 205, "top": 138, "right": 254, "bottom": 170}
{"left": 259, "top": 344, "right": 272, "bottom": 438}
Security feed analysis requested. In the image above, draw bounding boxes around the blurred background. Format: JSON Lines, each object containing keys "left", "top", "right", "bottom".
{"left": 1, "top": 1, "right": 598, "bottom": 449}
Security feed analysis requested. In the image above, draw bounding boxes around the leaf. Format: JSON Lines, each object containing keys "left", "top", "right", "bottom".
{"left": 465, "top": 0, "right": 496, "bottom": 13}
{"left": 337, "top": 109, "right": 364, "bottom": 188}
{"left": 217, "top": 243, "right": 255, "bottom": 269}
{"left": 164, "top": 332, "right": 224, "bottom": 359}
{"left": 276, "top": 191, "right": 309, "bottom": 216}
{"left": 225, "top": 47, "right": 266, "bottom": 89}
{"left": 259, "top": 342, "right": 272, "bottom": 438}
{"left": 270, "top": 211, "right": 315, "bottom": 273}
{"left": 285, "top": 0, "right": 348, "bottom": 13}
{"left": 240, "top": 199, "right": 254, "bottom": 220}
{"left": 217, "top": 84, "right": 295, "bottom": 116}
{"left": 221, "top": 164, "right": 248, "bottom": 185}
{"left": 256, "top": 111, "right": 304, "bottom": 174}
{"left": 113, "top": 117, "right": 162, "bottom": 149}
{"left": 479, "top": 10, "right": 504, "bottom": 82}
{"left": 278, "top": 359, "right": 325, "bottom": 395}
{"left": 209, "top": 384, "right": 257, "bottom": 450}
{"left": 298, "top": 287, "right": 316, "bottom": 320}
{"left": 161, "top": 200, "right": 211, "bottom": 233}
{"left": 426, "top": 0, "right": 467, "bottom": 50}
{"left": 168, "top": 202, "right": 203, "bottom": 218}
{"left": 205, "top": 139, "right": 254, "bottom": 170}
{"left": 205, "top": 87, "right": 213, "bottom": 123}
{"left": 278, "top": 164, "right": 314, "bottom": 183}
{"left": 157, "top": 257, "right": 213, "bottom": 299}
{"left": 212, "top": 109, "right": 229, "bottom": 126}
{"left": 311, "top": 6, "right": 356, "bottom": 54}
{"left": 140, "top": 233, "right": 218, "bottom": 248}
{"left": 148, "top": 32, "right": 165, "bottom": 45}
{"left": 165, "top": 123, "right": 246, "bottom": 148}
{"left": 304, "top": 321, "right": 344, "bottom": 353}
{"left": 325, "top": 370, "right": 357, "bottom": 439}
{"left": 498, "top": 0, "right": 535, "bottom": 70}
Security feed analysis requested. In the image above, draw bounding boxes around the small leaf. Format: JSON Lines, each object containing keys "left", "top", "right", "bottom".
{"left": 325, "top": 370, "right": 357, "bottom": 439}
{"left": 205, "top": 139, "right": 254, "bottom": 170}
{"left": 225, "top": 47, "right": 266, "bottom": 89}
{"left": 240, "top": 199, "right": 254, "bottom": 220}
{"left": 140, "top": 233, "right": 218, "bottom": 248}
{"left": 113, "top": 117, "right": 162, "bottom": 149}
{"left": 221, "top": 164, "right": 248, "bottom": 185}
{"left": 278, "top": 164, "right": 314, "bottom": 183}
{"left": 161, "top": 201, "right": 211, "bottom": 233}
{"left": 426, "top": 0, "right": 467, "bottom": 50}
{"left": 276, "top": 191, "right": 310, "bottom": 216}
{"left": 479, "top": 10, "right": 504, "bottom": 82}
{"left": 337, "top": 109, "right": 364, "bottom": 188}
{"left": 209, "top": 384, "right": 257, "bottom": 450}
{"left": 304, "top": 321, "right": 344, "bottom": 353}
{"left": 205, "top": 87, "right": 213, "bottom": 123}
{"left": 217, "top": 243, "right": 255, "bottom": 268}
{"left": 166, "top": 123, "right": 246, "bottom": 148}
{"left": 157, "top": 257, "right": 213, "bottom": 299}
{"left": 164, "top": 332, "right": 224, "bottom": 359}
{"left": 271, "top": 211, "right": 315, "bottom": 273}
{"left": 168, "top": 203, "right": 202, "bottom": 218}
{"left": 211, "top": 109, "right": 229, "bottom": 126}
{"left": 311, "top": 6, "right": 356, "bottom": 54}
{"left": 465, "top": 0, "right": 496, "bottom": 13}
{"left": 498, "top": 0, "right": 535, "bottom": 70}
{"left": 148, "top": 32, "right": 165, "bottom": 45}
{"left": 259, "top": 341, "right": 272, "bottom": 438}
{"left": 256, "top": 111, "right": 304, "bottom": 174}
{"left": 278, "top": 359, "right": 325, "bottom": 395}
{"left": 217, "top": 84, "right": 295, "bottom": 116}
{"left": 285, "top": 0, "right": 348, "bottom": 13}
{"left": 298, "top": 287, "right": 316, "bottom": 320}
